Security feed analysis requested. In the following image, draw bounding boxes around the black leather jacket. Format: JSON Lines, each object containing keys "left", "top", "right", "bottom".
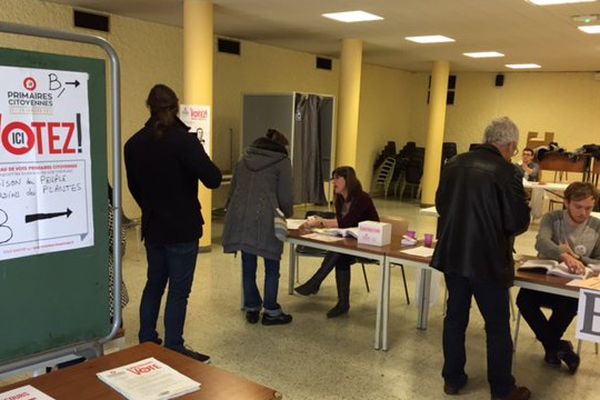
{"left": 431, "top": 144, "right": 530, "bottom": 287}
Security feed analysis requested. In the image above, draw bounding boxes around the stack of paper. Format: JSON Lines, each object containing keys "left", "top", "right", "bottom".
{"left": 400, "top": 246, "right": 435, "bottom": 257}
{"left": 97, "top": 357, "right": 201, "bottom": 400}
{"left": 0, "top": 385, "right": 55, "bottom": 400}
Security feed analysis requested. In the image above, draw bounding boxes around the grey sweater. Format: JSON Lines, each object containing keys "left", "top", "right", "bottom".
{"left": 535, "top": 210, "right": 600, "bottom": 265}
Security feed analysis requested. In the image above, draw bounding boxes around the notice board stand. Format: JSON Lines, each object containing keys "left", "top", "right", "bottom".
{"left": 0, "top": 23, "right": 122, "bottom": 374}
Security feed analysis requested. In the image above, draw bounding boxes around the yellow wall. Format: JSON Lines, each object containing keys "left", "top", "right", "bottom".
{"left": 408, "top": 71, "right": 600, "bottom": 156}
{"left": 2, "top": 0, "right": 183, "bottom": 218}
{"left": 356, "top": 64, "right": 413, "bottom": 189}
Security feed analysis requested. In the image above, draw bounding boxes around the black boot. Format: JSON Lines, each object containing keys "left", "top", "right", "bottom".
{"left": 327, "top": 266, "right": 350, "bottom": 318}
{"left": 295, "top": 252, "right": 339, "bottom": 296}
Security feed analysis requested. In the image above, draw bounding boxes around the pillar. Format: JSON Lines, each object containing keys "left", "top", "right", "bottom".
{"left": 183, "top": 0, "right": 214, "bottom": 250}
{"left": 421, "top": 60, "right": 449, "bottom": 206}
{"left": 335, "top": 39, "right": 363, "bottom": 168}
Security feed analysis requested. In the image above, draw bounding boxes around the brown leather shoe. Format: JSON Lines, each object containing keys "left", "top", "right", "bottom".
{"left": 444, "top": 375, "right": 468, "bottom": 395}
{"left": 492, "top": 386, "right": 531, "bottom": 400}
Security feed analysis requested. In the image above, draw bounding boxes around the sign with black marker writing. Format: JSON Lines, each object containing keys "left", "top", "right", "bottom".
{"left": 0, "top": 66, "right": 94, "bottom": 261}
{"left": 576, "top": 288, "right": 600, "bottom": 344}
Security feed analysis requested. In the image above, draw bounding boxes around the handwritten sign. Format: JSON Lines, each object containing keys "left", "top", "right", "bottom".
{"left": 0, "top": 66, "right": 94, "bottom": 261}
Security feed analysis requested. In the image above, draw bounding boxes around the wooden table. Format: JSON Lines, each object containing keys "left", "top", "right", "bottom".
{"left": 514, "top": 268, "right": 579, "bottom": 299}
{"left": 287, "top": 229, "right": 390, "bottom": 350}
{"left": 0, "top": 343, "right": 281, "bottom": 400}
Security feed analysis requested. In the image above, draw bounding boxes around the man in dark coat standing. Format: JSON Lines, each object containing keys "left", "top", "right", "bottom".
{"left": 125, "top": 84, "right": 222, "bottom": 363}
{"left": 432, "top": 117, "right": 531, "bottom": 400}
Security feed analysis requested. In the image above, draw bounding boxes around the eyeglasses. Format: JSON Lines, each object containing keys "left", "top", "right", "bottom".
{"left": 512, "top": 145, "right": 519, "bottom": 157}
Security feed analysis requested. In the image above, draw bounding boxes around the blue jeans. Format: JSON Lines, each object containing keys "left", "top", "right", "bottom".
{"left": 443, "top": 273, "right": 515, "bottom": 398}
{"left": 242, "top": 252, "right": 281, "bottom": 314}
{"left": 139, "top": 241, "right": 198, "bottom": 350}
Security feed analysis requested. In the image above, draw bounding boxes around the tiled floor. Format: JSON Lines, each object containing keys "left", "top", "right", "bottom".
{"left": 2, "top": 199, "right": 597, "bottom": 399}
{"left": 115, "top": 199, "right": 598, "bottom": 400}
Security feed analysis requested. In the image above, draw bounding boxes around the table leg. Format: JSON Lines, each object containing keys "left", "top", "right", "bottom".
{"left": 288, "top": 243, "right": 296, "bottom": 295}
{"left": 374, "top": 256, "right": 385, "bottom": 350}
{"left": 382, "top": 258, "right": 391, "bottom": 351}
{"left": 417, "top": 268, "right": 432, "bottom": 330}
{"left": 240, "top": 255, "right": 245, "bottom": 310}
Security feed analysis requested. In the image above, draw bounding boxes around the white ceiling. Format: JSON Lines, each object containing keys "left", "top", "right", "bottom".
{"left": 46, "top": 0, "right": 600, "bottom": 72}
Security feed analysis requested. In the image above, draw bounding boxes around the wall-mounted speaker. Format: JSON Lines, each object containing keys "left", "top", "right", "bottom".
{"left": 74, "top": 10, "right": 109, "bottom": 32}
{"left": 495, "top": 74, "right": 505, "bottom": 87}
{"left": 217, "top": 38, "right": 241, "bottom": 55}
{"left": 316, "top": 57, "right": 332, "bottom": 70}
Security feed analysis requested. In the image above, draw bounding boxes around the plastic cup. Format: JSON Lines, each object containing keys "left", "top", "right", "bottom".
{"left": 406, "top": 230, "right": 416, "bottom": 239}
{"left": 424, "top": 233, "right": 434, "bottom": 248}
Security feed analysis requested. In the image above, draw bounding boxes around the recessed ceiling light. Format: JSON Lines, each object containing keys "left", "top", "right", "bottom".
{"left": 578, "top": 24, "right": 600, "bottom": 33}
{"left": 463, "top": 51, "right": 505, "bottom": 58}
{"left": 321, "top": 10, "right": 384, "bottom": 23}
{"left": 526, "top": 0, "right": 596, "bottom": 5}
{"left": 506, "top": 63, "right": 542, "bottom": 69}
{"left": 405, "top": 35, "right": 455, "bottom": 44}
{"left": 572, "top": 14, "right": 598, "bottom": 24}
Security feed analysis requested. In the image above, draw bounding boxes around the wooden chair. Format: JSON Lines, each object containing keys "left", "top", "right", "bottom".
{"left": 539, "top": 153, "right": 586, "bottom": 211}
{"left": 526, "top": 131, "right": 554, "bottom": 151}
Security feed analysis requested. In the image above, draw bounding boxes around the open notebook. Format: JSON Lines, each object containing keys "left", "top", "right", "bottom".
{"left": 517, "top": 259, "right": 593, "bottom": 280}
{"left": 312, "top": 227, "right": 360, "bottom": 239}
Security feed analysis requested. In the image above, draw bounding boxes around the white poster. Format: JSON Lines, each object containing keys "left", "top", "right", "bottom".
{"left": 576, "top": 288, "right": 600, "bottom": 343}
{"left": 179, "top": 104, "right": 211, "bottom": 155}
{"left": 0, "top": 66, "right": 94, "bottom": 261}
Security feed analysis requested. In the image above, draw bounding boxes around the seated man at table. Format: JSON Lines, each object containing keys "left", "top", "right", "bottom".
{"left": 517, "top": 148, "right": 540, "bottom": 182}
{"left": 516, "top": 181, "right": 600, "bottom": 374}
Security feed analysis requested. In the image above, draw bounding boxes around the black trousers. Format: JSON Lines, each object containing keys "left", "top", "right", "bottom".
{"left": 515, "top": 288, "right": 578, "bottom": 351}
{"left": 443, "top": 273, "right": 515, "bottom": 398}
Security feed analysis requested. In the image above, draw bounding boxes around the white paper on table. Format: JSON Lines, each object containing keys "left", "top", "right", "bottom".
{"left": 300, "top": 232, "right": 343, "bottom": 242}
{"left": 0, "top": 385, "right": 56, "bottom": 400}
{"left": 286, "top": 219, "right": 306, "bottom": 230}
{"left": 96, "top": 357, "right": 200, "bottom": 400}
{"left": 399, "top": 246, "right": 434, "bottom": 257}
{"left": 567, "top": 277, "right": 600, "bottom": 290}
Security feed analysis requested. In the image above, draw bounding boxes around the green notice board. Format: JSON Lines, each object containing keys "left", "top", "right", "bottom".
{"left": 0, "top": 48, "right": 109, "bottom": 363}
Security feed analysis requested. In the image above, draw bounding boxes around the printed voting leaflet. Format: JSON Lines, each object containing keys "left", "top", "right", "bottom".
{"left": 97, "top": 357, "right": 201, "bottom": 400}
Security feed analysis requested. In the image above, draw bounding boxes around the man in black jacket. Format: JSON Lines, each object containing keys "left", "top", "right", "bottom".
{"left": 125, "top": 85, "right": 222, "bottom": 363}
{"left": 432, "top": 117, "right": 531, "bottom": 400}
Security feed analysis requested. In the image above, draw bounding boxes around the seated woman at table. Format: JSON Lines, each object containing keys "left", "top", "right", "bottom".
{"left": 294, "top": 166, "right": 379, "bottom": 318}
{"left": 516, "top": 182, "right": 600, "bottom": 374}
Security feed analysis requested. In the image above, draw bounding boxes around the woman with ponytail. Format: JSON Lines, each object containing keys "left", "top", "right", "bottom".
{"left": 124, "top": 84, "right": 222, "bottom": 363}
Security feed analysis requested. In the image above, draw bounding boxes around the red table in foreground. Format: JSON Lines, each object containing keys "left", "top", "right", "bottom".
{"left": 0, "top": 343, "right": 281, "bottom": 400}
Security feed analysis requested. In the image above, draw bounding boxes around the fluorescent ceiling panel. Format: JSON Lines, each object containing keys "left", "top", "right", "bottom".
{"left": 526, "top": 0, "right": 596, "bottom": 5}
{"left": 405, "top": 35, "right": 455, "bottom": 44}
{"left": 506, "top": 63, "right": 542, "bottom": 69}
{"left": 321, "top": 10, "right": 383, "bottom": 23}
{"left": 463, "top": 51, "right": 505, "bottom": 58}
{"left": 578, "top": 24, "right": 600, "bottom": 33}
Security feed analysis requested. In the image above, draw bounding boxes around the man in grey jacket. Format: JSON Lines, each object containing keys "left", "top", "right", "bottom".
{"left": 516, "top": 181, "right": 600, "bottom": 374}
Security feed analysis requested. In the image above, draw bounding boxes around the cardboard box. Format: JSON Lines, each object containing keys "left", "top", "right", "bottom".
{"left": 358, "top": 221, "right": 391, "bottom": 246}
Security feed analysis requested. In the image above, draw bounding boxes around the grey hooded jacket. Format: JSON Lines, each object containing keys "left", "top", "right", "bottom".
{"left": 222, "top": 137, "right": 293, "bottom": 260}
